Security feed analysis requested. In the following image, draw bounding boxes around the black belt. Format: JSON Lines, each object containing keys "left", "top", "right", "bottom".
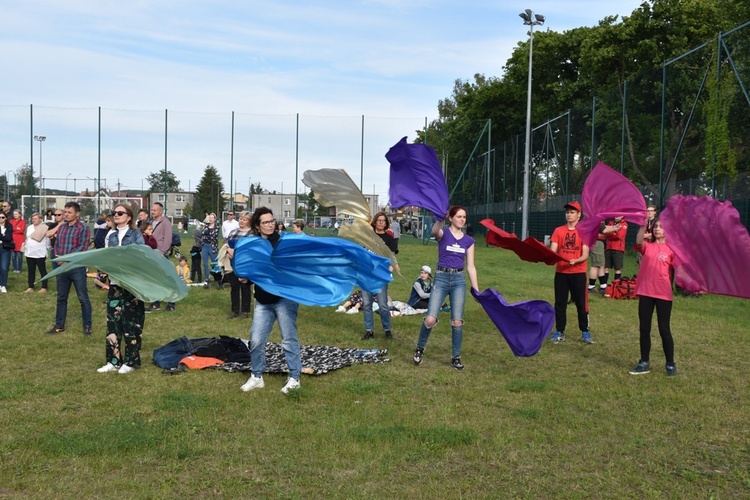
{"left": 437, "top": 266, "right": 464, "bottom": 273}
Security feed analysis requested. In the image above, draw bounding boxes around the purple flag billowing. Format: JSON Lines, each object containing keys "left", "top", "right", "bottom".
{"left": 387, "top": 136, "right": 449, "bottom": 217}
{"left": 578, "top": 162, "right": 647, "bottom": 248}
{"left": 471, "top": 288, "right": 554, "bottom": 357}
{"left": 661, "top": 195, "right": 750, "bottom": 299}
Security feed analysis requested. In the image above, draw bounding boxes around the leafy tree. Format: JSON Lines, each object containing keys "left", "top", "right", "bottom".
{"left": 13, "top": 163, "right": 40, "bottom": 214}
{"left": 145, "top": 170, "right": 180, "bottom": 196}
{"left": 192, "top": 165, "right": 224, "bottom": 219}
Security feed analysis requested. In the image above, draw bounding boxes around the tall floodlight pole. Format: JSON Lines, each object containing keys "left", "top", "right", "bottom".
{"left": 34, "top": 135, "right": 46, "bottom": 213}
{"left": 519, "top": 9, "right": 544, "bottom": 240}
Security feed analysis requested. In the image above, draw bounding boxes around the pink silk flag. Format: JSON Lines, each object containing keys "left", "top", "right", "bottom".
{"left": 578, "top": 162, "right": 647, "bottom": 248}
{"left": 661, "top": 195, "right": 750, "bottom": 299}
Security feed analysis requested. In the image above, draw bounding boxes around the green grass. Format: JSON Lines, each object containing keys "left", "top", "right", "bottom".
{"left": 1, "top": 234, "right": 748, "bottom": 497}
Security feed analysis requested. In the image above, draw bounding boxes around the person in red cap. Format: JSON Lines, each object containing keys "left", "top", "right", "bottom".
{"left": 601, "top": 215, "right": 628, "bottom": 287}
{"left": 549, "top": 201, "right": 593, "bottom": 345}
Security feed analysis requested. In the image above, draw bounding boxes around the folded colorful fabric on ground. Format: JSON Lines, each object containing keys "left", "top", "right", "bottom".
{"left": 153, "top": 336, "right": 389, "bottom": 376}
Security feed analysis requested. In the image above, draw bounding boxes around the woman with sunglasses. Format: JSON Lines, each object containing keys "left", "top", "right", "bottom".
{"left": 97, "top": 205, "right": 147, "bottom": 375}
{"left": 240, "top": 207, "right": 302, "bottom": 395}
{"left": 361, "top": 211, "right": 398, "bottom": 340}
{"left": 0, "top": 213, "right": 13, "bottom": 293}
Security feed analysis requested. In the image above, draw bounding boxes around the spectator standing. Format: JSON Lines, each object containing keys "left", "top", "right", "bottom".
{"left": 136, "top": 209, "right": 150, "bottom": 229}
{"left": 139, "top": 221, "right": 158, "bottom": 249}
{"left": 47, "top": 202, "right": 92, "bottom": 335}
{"left": 362, "top": 212, "right": 397, "bottom": 340}
{"left": 629, "top": 218, "right": 677, "bottom": 376}
{"left": 189, "top": 229, "right": 202, "bottom": 283}
{"left": 240, "top": 207, "right": 302, "bottom": 395}
{"left": 148, "top": 202, "right": 175, "bottom": 312}
{"left": 390, "top": 217, "right": 401, "bottom": 253}
{"left": 549, "top": 201, "right": 592, "bottom": 345}
{"left": 0, "top": 213, "right": 13, "bottom": 293}
{"left": 45, "top": 209, "right": 64, "bottom": 269}
{"left": 292, "top": 219, "right": 305, "bottom": 234}
{"left": 9, "top": 209, "right": 26, "bottom": 274}
{"left": 93, "top": 213, "right": 109, "bottom": 249}
{"left": 97, "top": 205, "right": 147, "bottom": 374}
{"left": 24, "top": 212, "right": 49, "bottom": 293}
{"left": 0, "top": 201, "right": 11, "bottom": 218}
{"left": 602, "top": 216, "right": 628, "bottom": 285}
{"left": 200, "top": 213, "right": 220, "bottom": 287}
{"left": 221, "top": 211, "right": 239, "bottom": 239}
{"left": 225, "top": 210, "right": 253, "bottom": 319}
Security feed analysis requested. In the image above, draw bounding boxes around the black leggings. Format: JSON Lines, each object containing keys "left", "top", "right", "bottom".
{"left": 638, "top": 296, "right": 674, "bottom": 364}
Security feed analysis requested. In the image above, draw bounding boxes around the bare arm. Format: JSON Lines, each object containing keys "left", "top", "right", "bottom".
{"left": 636, "top": 224, "right": 647, "bottom": 245}
{"left": 431, "top": 218, "right": 444, "bottom": 240}
{"left": 465, "top": 244, "right": 479, "bottom": 291}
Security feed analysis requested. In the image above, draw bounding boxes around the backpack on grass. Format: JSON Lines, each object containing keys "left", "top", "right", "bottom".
{"left": 604, "top": 276, "right": 637, "bottom": 299}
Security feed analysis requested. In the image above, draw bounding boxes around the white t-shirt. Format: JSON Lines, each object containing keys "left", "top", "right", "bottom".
{"left": 222, "top": 219, "right": 239, "bottom": 239}
{"left": 24, "top": 224, "right": 50, "bottom": 259}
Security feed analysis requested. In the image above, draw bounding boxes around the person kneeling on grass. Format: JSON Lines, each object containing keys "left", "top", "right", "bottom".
{"left": 240, "top": 207, "right": 302, "bottom": 395}
{"left": 628, "top": 218, "right": 677, "bottom": 377}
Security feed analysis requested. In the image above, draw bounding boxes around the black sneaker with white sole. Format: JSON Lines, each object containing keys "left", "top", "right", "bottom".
{"left": 413, "top": 347, "right": 424, "bottom": 365}
{"left": 451, "top": 356, "right": 464, "bottom": 370}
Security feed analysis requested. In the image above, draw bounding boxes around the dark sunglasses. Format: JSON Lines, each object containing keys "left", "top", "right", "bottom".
{"left": 113, "top": 210, "right": 128, "bottom": 216}
{"left": 54, "top": 213, "right": 63, "bottom": 216}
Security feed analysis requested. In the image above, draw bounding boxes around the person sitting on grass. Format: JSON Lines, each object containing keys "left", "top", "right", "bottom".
{"left": 176, "top": 256, "right": 191, "bottom": 283}
{"left": 335, "top": 289, "right": 363, "bottom": 314}
{"left": 408, "top": 265, "right": 433, "bottom": 310}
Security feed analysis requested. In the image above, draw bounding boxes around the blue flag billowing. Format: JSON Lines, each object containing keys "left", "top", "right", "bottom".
{"left": 386, "top": 136, "right": 449, "bottom": 217}
{"left": 471, "top": 288, "right": 554, "bottom": 357}
{"left": 232, "top": 234, "right": 392, "bottom": 307}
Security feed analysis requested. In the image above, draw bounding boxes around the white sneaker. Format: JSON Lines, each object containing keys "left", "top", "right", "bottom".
{"left": 346, "top": 308, "right": 359, "bottom": 314}
{"left": 281, "top": 378, "right": 300, "bottom": 394}
{"left": 335, "top": 306, "right": 346, "bottom": 313}
{"left": 241, "top": 375, "right": 265, "bottom": 392}
{"left": 96, "top": 363, "right": 119, "bottom": 373}
{"left": 118, "top": 364, "right": 135, "bottom": 374}
{"left": 0, "top": 286, "right": 6, "bottom": 293}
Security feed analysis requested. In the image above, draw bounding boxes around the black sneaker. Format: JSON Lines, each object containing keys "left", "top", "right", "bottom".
{"left": 362, "top": 330, "right": 374, "bottom": 340}
{"left": 451, "top": 356, "right": 464, "bottom": 370}
{"left": 629, "top": 360, "right": 651, "bottom": 375}
{"left": 83, "top": 326, "right": 92, "bottom": 336}
{"left": 666, "top": 363, "right": 677, "bottom": 377}
{"left": 384, "top": 330, "right": 393, "bottom": 339}
{"left": 165, "top": 305, "right": 175, "bottom": 312}
{"left": 413, "top": 348, "right": 424, "bottom": 365}
{"left": 46, "top": 326, "right": 65, "bottom": 335}
{"left": 150, "top": 304, "right": 160, "bottom": 311}
{"left": 227, "top": 312, "right": 239, "bottom": 319}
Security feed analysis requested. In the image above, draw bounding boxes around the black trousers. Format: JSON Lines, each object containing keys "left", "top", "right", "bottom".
{"left": 554, "top": 272, "right": 589, "bottom": 333}
{"left": 26, "top": 256, "right": 48, "bottom": 289}
{"left": 638, "top": 296, "right": 674, "bottom": 364}
{"left": 227, "top": 272, "right": 252, "bottom": 314}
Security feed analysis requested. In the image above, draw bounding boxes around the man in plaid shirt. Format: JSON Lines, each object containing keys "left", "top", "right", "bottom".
{"left": 46, "top": 202, "right": 93, "bottom": 336}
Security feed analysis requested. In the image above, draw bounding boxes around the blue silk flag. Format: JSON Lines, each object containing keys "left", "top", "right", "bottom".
{"left": 471, "top": 288, "right": 554, "bottom": 357}
{"left": 387, "top": 136, "right": 449, "bottom": 217}
{"left": 232, "top": 234, "right": 392, "bottom": 307}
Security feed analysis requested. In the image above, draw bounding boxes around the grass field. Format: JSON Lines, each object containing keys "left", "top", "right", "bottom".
{"left": 1, "top": 232, "right": 748, "bottom": 498}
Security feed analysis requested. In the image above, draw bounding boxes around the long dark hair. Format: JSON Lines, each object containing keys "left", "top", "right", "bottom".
{"left": 250, "top": 207, "right": 274, "bottom": 236}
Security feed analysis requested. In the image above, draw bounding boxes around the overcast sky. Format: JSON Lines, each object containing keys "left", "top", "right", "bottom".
{"left": 1, "top": 0, "right": 645, "bottom": 204}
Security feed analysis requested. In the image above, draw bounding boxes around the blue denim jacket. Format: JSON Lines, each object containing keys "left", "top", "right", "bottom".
{"left": 107, "top": 227, "right": 145, "bottom": 247}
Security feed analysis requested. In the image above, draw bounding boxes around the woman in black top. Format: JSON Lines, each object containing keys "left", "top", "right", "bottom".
{"left": 361, "top": 211, "right": 397, "bottom": 340}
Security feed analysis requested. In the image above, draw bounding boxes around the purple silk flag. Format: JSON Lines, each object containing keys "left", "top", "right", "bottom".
{"left": 387, "top": 136, "right": 449, "bottom": 217}
{"left": 471, "top": 288, "right": 554, "bottom": 357}
{"left": 661, "top": 195, "right": 750, "bottom": 299}
{"left": 578, "top": 162, "right": 647, "bottom": 248}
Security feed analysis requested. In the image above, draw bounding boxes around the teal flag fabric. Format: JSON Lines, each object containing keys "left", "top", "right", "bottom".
{"left": 43, "top": 245, "right": 188, "bottom": 303}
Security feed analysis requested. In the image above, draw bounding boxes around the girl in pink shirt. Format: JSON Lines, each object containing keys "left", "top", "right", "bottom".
{"left": 629, "top": 219, "right": 676, "bottom": 376}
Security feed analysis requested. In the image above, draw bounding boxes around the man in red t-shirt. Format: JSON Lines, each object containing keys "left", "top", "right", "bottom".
{"left": 549, "top": 201, "right": 592, "bottom": 345}
{"left": 603, "top": 216, "right": 628, "bottom": 285}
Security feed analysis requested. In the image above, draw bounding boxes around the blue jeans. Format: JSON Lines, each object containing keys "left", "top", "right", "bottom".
{"left": 0, "top": 247, "right": 10, "bottom": 287}
{"left": 11, "top": 251, "right": 23, "bottom": 272}
{"left": 55, "top": 266, "right": 93, "bottom": 329}
{"left": 362, "top": 285, "right": 391, "bottom": 332}
{"left": 201, "top": 243, "right": 217, "bottom": 282}
{"left": 249, "top": 298, "right": 301, "bottom": 380}
{"left": 417, "top": 270, "right": 466, "bottom": 358}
